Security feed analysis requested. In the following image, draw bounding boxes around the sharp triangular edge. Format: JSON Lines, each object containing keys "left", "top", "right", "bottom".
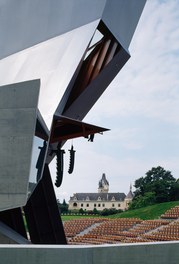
{"left": 50, "top": 115, "right": 109, "bottom": 143}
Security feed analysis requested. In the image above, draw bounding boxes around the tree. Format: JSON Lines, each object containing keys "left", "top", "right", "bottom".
{"left": 170, "top": 179, "right": 179, "bottom": 201}
{"left": 99, "top": 208, "right": 122, "bottom": 216}
{"left": 93, "top": 208, "right": 99, "bottom": 215}
{"left": 129, "top": 192, "right": 156, "bottom": 210}
{"left": 57, "top": 199, "right": 69, "bottom": 214}
{"left": 79, "top": 208, "right": 85, "bottom": 214}
{"left": 133, "top": 166, "right": 178, "bottom": 206}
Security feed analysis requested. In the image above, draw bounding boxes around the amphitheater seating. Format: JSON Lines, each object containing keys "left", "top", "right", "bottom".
{"left": 68, "top": 219, "right": 170, "bottom": 245}
{"left": 142, "top": 221, "right": 179, "bottom": 241}
{"left": 161, "top": 206, "right": 179, "bottom": 219}
{"left": 121, "top": 219, "right": 169, "bottom": 237}
{"left": 68, "top": 218, "right": 142, "bottom": 244}
{"left": 122, "top": 237, "right": 154, "bottom": 243}
{"left": 64, "top": 218, "right": 108, "bottom": 237}
{"left": 65, "top": 206, "right": 179, "bottom": 245}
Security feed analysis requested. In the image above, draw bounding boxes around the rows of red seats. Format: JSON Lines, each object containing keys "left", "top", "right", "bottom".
{"left": 161, "top": 206, "right": 179, "bottom": 219}
{"left": 65, "top": 206, "right": 179, "bottom": 245}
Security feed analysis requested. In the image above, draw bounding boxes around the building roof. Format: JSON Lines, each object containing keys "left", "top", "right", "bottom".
{"left": 126, "top": 190, "right": 134, "bottom": 199}
{"left": 126, "top": 184, "right": 134, "bottom": 199}
{"left": 70, "top": 192, "right": 126, "bottom": 202}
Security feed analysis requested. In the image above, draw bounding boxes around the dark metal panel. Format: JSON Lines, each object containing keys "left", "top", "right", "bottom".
{"left": 0, "top": 208, "right": 27, "bottom": 239}
{"left": 62, "top": 47, "right": 130, "bottom": 120}
{"left": 50, "top": 115, "right": 109, "bottom": 143}
{"left": 24, "top": 164, "right": 67, "bottom": 244}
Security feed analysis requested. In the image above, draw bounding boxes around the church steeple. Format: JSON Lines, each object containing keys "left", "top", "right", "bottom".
{"left": 98, "top": 173, "right": 109, "bottom": 193}
{"left": 125, "top": 183, "right": 134, "bottom": 199}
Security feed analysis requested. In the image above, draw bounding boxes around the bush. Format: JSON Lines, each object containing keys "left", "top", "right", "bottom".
{"left": 93, "top": 208, "right": 99, "bottom": 215}
{"left": 79, "top": 208, "right": 85, "bottom": 214}
{"left": 100, "top": 208, "right": 122, "bottom": 216}
{"left": 129, "top": 192, "right": 156, "bottom": 210}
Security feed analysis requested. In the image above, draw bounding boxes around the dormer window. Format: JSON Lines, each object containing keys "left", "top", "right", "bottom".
{"left": 111, "top": 196, "right": 115, "bottom": 201}
{"left": 97, "top": 196, "right": 101, "bottom": 201}
{"left": 86, "top": 196, "right": 90, "bottom": 201}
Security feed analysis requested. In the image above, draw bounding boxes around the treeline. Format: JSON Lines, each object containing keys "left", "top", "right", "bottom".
{"left": 78, "top": 208, "right": 122, "bottom": 216}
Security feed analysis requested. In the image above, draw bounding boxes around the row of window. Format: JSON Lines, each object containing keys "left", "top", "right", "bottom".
{"left": 73, "top": 197, "right": 122, "bottom": 202}
{"left": 73, "top": 203, "right": 121, "bottom": 208}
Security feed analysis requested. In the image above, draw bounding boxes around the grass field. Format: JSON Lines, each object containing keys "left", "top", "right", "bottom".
{"left": 108, "top": 200, "right": 179, "bottom": 220}
{"left": 62, "top": 201, "right": 179, "bottom": 221}
{"left": 61, "top": 214, "right": 101, "bottom": 221}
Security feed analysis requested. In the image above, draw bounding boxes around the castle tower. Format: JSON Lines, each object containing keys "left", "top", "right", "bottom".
{"left": 98, "top": 173, "right": 109, "bottom": 193}
{"left": 125, "top": 183, "right": 134, "bottom": 208}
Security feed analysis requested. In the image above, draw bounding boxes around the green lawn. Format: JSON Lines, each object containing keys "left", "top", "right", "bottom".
{"left": 62, "top": 201, "right": 179, "bottom": 221}
{"left": 108, "top": 201, "right": 179, "bottom": 220}
{"left": 62, "top": 215, "right": 100, "bottom": 221}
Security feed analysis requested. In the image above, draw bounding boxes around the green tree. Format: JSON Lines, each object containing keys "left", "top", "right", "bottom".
{"left": 170, "top": 179, "right": 179, "bottom": 201}
{"left": 133, "top": 166, "right": 178, "bottom": 206}
{"left": 57, "top": 199, "right": 69, "bottom": 214}
{"left": 129, "top": 192, "right": 156, "bottom": 210}
{"left": 99, "top": 208, "right": 121, "bottom": 216}
{"left": 79, "top": 208, "right": 84, "bottom": 214}
{"left": 93, "top": 208, "right": 99, "bottom": 215}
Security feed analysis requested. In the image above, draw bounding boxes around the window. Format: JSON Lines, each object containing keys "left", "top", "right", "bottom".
{"left": 102, "top": 204, "right": 105, "bottom": 207}
{"left": 112, "top": 204, "right": 115, "bottom": 207}
{"left": 73, "top": 202, "right": 77, "bottom": 207}
{"left": 81, "top": 204, "right": 83, "bottom": 207}
{"left": 118, "top": 204, "right": 121, "bottom": 207}
{"left": 94, "top": 204, "right": 96, "bottom": 207}
{"left": 86, "top": 204, "right": 89, "bottom": 207}
{"left": 98, "top": 204, "right": 101, "bottom": 207}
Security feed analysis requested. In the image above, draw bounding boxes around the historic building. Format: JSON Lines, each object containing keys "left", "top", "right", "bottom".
{"left": 69, "top": 174, "right": 133, "bottom": 211}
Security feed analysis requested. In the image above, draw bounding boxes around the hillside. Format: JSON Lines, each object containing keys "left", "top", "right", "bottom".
{"left": 108, "top": 201, "right": 179, "bottom": 220}
{"left": 62, "top": 201, "right": 179, "bottom": 221}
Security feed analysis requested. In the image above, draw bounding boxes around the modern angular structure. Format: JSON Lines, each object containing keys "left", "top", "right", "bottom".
{"left": 2, "top": 1, "right": 177, "bottom": 264}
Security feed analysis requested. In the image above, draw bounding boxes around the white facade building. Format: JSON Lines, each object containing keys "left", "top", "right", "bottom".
{"left": 69, "top": 174, "right": 133, "bottom": 211}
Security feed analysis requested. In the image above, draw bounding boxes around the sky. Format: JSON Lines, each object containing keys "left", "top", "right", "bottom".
{"left": 50, "top": 0, "right": 179, "bottom": 203}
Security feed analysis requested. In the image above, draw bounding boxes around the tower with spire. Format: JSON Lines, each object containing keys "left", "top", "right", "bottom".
{"left": 98, "top": 173, "right": 109, "bottom": 193}
{"left": 125, "top": 183, "right": 134, "bottom": 207}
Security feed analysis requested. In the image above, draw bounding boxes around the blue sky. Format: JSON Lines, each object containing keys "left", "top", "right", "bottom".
{"left": 51, "top": 0, "right": 179, "bottom": 202}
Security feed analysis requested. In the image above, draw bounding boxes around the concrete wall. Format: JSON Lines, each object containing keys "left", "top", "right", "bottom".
{"left": 0, "top": 80, "right": 40, "bottom": 211}
{"left": 0, "top": 242, "right": 179, "bottom": 264}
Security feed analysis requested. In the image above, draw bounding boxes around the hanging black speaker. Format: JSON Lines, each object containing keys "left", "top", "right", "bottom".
{"left": 68, "top": 145, "right": 76, "bottom": 174}
{"left": 55, "top": 144, "right": 65, "bottom": 187}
